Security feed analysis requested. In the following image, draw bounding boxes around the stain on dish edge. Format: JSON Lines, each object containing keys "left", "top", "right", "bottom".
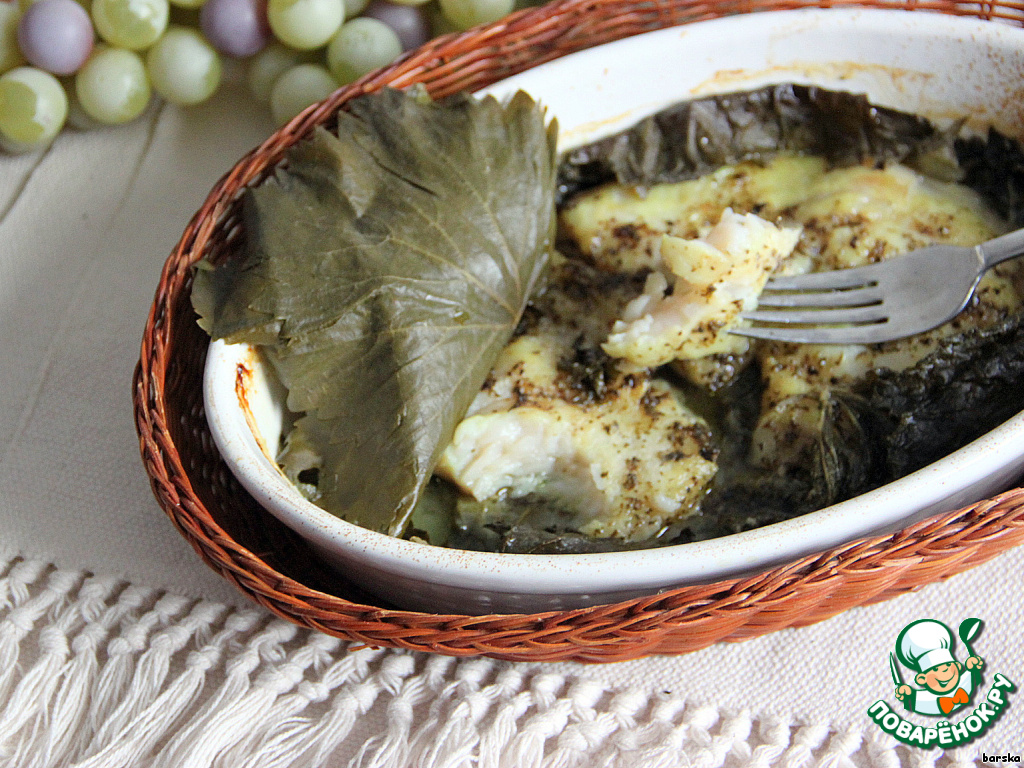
{"left": 235, "top": 353, "right": 279, "bottom": 467}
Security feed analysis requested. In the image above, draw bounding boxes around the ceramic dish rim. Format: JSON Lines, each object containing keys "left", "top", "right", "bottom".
{"left": 203, "top": 8, "right": 1024, "bottom": 598}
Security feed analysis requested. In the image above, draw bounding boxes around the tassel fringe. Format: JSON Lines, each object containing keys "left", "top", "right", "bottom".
{"left": 0, "top": 555, "right": 982, "bottom": 767}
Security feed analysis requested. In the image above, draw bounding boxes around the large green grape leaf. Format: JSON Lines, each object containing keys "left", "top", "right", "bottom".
{"left": 193, "top": 88, "right": 558, "bottom": 536}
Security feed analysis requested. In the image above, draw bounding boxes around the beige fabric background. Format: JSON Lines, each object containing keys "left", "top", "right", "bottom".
{"left": 1, "top": 73, "right": 1021, "bottom": 766}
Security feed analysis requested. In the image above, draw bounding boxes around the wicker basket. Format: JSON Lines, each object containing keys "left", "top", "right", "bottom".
{"left": 134, "top": 0, "right": 1024, "bottom": 663}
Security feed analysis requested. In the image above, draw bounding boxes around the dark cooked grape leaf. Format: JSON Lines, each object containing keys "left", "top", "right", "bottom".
{"left": 694, "top": 381, "right": 882, "bottom": 540}
{"left": 956, "top": 128, "right": 1024, "bottom": 228}
{"left": 556, "top": 83, "right": 944, "bottom": 200}
{"left": 863, "top": 311, "right": 1024, "bottom": 478}
{"left": 193, "top": 88, "right": 558, "bottom": 535}
{"left": 695, "top": 315, "right": 1024, "bottom": 540}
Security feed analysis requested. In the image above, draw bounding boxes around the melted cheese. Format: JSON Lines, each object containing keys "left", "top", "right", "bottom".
{"left": 559, "top": 155, "right": 822, "bottom": 272}
{"left": 749, "top": 164, "right": 1019, "bottom": 470}
{"left": 440, "top": 154, "right": 1022, "bottom": 541}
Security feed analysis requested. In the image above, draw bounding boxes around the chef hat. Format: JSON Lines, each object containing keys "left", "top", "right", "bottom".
{"left": 896, "top": 619, "right": 956, "bottom": 673}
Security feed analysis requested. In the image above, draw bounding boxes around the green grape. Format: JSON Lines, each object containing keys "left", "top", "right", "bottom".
{"left": 76, "top": 46, "right": 151, "bottom": 124}
{"left": 146, "top": 26, "right": 220, "bottom": 105}
{"left": 267, "top": 0, "right": 343, "bottom": 51}
{"left": 0, "top": 3, "right": 26, "bottom": 76}
{"left": 61, "top": 74, "right": 104, "bottom": 129}
{"left": 92, "top": 0, "right": 169, "bottom": 50}
{"left": 0, "top": 66, "right": 68, "bottom": 152}
{"left": 269, "top": 62, "right": 335, "bottom": 125}
{"left": 438, "top": 0, "right": 512, "bottom": 30}
{"left": 326, "top": 18, "right": 400, "bottom": 85}
{"left": 246, "top": 43, "right": 304, "bottom": 103}
{"left": 169, "top": 0, "right": 205, "bottom": 9}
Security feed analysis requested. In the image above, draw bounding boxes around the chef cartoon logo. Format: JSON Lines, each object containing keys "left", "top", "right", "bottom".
{"left": 867, "top": 617, "right": 1016, "bottom": 749}
{"left": 893, "top": 618, "right": 983, "bottom": 716}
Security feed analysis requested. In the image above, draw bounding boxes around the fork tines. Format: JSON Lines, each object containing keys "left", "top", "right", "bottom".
{"left": 735, "top": 271, "right": 892, "bottom": 344}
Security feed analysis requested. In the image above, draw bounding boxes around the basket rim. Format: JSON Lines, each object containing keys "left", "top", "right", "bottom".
{"left": 134, "top": 0, "right": 1024, "bottom": 660}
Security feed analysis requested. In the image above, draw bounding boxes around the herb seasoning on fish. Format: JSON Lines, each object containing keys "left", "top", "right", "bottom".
{"left": 193, "top": 84, "right": 1024, "bottom": 554}
{"left": 436, "top": 85, "right": 1024, "bottom": 553}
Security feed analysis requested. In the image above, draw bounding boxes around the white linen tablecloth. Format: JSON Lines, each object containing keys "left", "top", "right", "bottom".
{"left": 1, "top": 75, "right": 1021, "bottom": 767}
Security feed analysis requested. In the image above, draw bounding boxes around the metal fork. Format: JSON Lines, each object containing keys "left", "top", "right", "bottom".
{"left": 734, "top": 227, "right": 1024, "bottom": 344}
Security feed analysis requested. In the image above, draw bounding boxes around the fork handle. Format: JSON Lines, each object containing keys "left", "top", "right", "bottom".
{"left": 979, "top": 227, "right": 1024, "bottom": 270}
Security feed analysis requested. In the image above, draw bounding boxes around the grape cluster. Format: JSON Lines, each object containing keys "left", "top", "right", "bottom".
{"left": 0, "top": 0, "right": 523, "bottom": 153}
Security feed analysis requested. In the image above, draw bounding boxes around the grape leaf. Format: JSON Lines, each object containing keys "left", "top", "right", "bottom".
{"left": 193, "top": 88, "right": 558, "bottom": 535}
{"left": 556, "top": 83, "right": 943, "bottom": 200}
